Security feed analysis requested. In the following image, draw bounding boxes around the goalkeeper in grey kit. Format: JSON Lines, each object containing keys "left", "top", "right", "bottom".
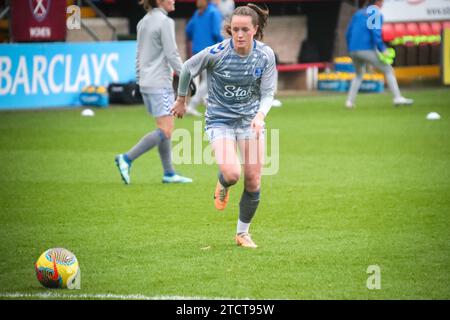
{"left": 171, "top": 3, "right": 276, "bottom": 248}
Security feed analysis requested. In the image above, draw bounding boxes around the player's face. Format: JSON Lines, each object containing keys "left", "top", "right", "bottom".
{"left": 196, "top": 0, "right": 208, "bottom": 10}
{"left": 230, "top": 15, "right": 258, "bottom": 55}
{"left": 159, "top": 0, "right": 176, "bottom": 12}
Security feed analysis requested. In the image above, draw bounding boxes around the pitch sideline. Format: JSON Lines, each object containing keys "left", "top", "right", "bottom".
{"left": 0, "top": 292, "right": 248, "bottom": 300}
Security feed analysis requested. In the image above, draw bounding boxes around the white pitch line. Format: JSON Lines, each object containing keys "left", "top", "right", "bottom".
{"left": 0, "top": 292, "right": 248, "bottom": 300}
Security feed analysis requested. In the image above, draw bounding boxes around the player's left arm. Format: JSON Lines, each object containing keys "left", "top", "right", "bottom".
{"left": 251, "top": 47, "right": 276, "bottom": 137}
{"left": 161, "top": 18, "right": 183, "bottom": 75}
{"left": 371, "top": 14, "right": 387, "bottom": 53}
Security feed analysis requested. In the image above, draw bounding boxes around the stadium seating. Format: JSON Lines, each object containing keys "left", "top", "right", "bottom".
{"left": 382, "top": 23, "right": 396, "bottom": 43}
{"left": 382, "top": 21, "right": 450, "bottom": 67}
{"left": 383, "top": 21, "right": 449, "bottom": 43}
{"left": 418, "top": 22, "right": 432, "bottom": 37}
{"left": 405, "top": 23, "right": 420, "bottom": 39}
{"left": 431, "top": 22, "right": 443, "bottom": 35}
{"left": 393, "top": 23, "right": 407, "bottom": 42}
{"left": 444, "top": 21, "right": 450, "bottom": 30}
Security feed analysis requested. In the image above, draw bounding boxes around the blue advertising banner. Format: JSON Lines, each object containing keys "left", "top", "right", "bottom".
{"left": 0, "top": 41, "right": 136, "bottom": 110}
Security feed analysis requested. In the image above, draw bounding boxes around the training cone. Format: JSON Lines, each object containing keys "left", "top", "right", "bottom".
{"left": 426, "top": 112, "right": 441, "bottom": 120}
{"left": 81, "top": 109, "right": 95, "bottom": 117}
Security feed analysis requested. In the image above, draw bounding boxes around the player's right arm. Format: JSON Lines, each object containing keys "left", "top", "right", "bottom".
{"left": 171, "top": 44, "right": 220, "bottom": 118}
{"left": 370, "top": 13, "right": 387, "bottom": 53}
{"left": 171, "top": 63, "right": 191, "bottom": 118}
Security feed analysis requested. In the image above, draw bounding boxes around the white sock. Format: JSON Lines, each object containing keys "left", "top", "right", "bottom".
{"left": 236, "top": 219, "right": 250, "bottom": 235}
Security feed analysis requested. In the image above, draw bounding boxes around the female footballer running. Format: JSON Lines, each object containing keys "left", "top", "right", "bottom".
{"left": 171, "top": 3, "right": 276, "bottom": 248}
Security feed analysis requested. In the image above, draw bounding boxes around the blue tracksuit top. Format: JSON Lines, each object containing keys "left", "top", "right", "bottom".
{"left": 346, "top": 8, "right": 387, "bottom": 53}
{"left": 186, "top": 3, "right": 224, "bottom": 55}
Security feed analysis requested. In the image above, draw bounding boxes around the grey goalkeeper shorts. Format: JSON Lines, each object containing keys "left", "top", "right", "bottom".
{"left": 141, "top": 88, "right": 174, "bottom": 118}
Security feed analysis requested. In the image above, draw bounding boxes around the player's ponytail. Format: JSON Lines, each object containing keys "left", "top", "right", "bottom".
{"left": 224, "top": 3, "right": 269, "bottom": 41}
{"left": 246, "top": 3, "right": 269, "bottom": 40}
{"left": 139, "top": 0, "right": 158, "bottom": 12}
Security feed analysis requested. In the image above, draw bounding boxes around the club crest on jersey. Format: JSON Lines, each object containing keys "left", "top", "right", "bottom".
{"left": 253, "top": 67, "right": 263, "bottom": 79}
{"left": 210, "top": 43, "right": 226, "bottom": 54}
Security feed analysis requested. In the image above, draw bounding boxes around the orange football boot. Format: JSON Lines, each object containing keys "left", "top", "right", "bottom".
{"left": 235, "top": 233, "right": 258, "bottom": 248}
{"left": 214, "top": 180, "right": 230, "bottom": 210}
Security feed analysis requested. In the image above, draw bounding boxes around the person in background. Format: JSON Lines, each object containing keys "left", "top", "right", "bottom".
{"left": 115, "top": 0, "right": 193, "bottom": 184}
{"left": 185, "top": 0, "right": 224, "bottom": 117}
{"left": 212, "top": 0, "right": 235, "bottom": 21}
{"left": 345, "top": 0, "right": 413, "bottom": 109}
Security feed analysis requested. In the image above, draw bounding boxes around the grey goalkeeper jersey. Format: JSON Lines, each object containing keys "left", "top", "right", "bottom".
{"left": 184, "top": 38, "right": 276, "bottom": 126}
{"left": 136, "top": 8, "right": 183, "bottom": 93}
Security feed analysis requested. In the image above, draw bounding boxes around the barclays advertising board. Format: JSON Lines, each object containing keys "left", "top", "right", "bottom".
{"left": 0, "top": 41, "right": 136, "bottom": 110}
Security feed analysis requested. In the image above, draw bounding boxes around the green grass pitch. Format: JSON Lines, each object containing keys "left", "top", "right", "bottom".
{"left": 0, "top": 88, "right": 449, "bottom": 299}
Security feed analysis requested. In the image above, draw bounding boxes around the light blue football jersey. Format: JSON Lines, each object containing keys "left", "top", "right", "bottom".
{"left": 184, "top": 38, "right": 276, "bottom": 127}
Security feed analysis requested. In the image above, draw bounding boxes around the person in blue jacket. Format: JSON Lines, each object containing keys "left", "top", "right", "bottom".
{"left": 185, "top": 0, "right": 224, "bottom": 116}
{"left": 345, "top": 0, "right": 413, "bottom": 108}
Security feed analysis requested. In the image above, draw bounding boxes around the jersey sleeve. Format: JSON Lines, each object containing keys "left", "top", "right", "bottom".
{"left": 161, "top": 18, "right": 183, "bottom": 75}
{"left": 135, "top": 21, "right": 141, "bottom": 85}
{"left": 135, "top": 42, "right": 140, "bottom": 85}
{"left": 258, "top": 46, "right": 277, "bottom": 116}
{"left": 372, "top": 14, "right": 387, "bottom": 52}
{"left": 260, "top": 46, "right": 276, "bottom": 99}
{"left": 184, "top": 42, "right": 224, "bottom": 78}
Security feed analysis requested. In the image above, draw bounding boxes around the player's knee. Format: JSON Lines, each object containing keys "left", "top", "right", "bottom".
{"left": 159, "top": 126, "right": 173, "bottom": 139}
{"left": 164, "top": 129, "right": 172, "bottom": 139}
{"left": 223, "top": 171, "right": 240, "bottom": 185}
{"left": 244, "top": 174, "right": 261, "bottom": 192}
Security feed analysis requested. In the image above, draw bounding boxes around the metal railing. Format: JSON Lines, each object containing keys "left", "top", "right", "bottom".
{"left": 0, "top": 0, "right": 11, "bottom": 42}
{"left": 77, "top": 0, "right": 117, "bottom": 41}
{"left": 0, "top": 5, "right": 9, "bottom": 20}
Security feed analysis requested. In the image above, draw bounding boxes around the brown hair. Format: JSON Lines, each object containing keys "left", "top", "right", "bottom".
{"left": 139, "top": 0, "right": 158, "bottom": 12}
{"left": 224, "top": 3, "right": 269, "bottom": 41}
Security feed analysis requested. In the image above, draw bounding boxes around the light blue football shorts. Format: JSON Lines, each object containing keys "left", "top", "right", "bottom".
{"left": 205, "top": 123, "right": 265, "bottom": 144}
{"left": 141, "top": 88, "right": 174, "bottom": 118}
